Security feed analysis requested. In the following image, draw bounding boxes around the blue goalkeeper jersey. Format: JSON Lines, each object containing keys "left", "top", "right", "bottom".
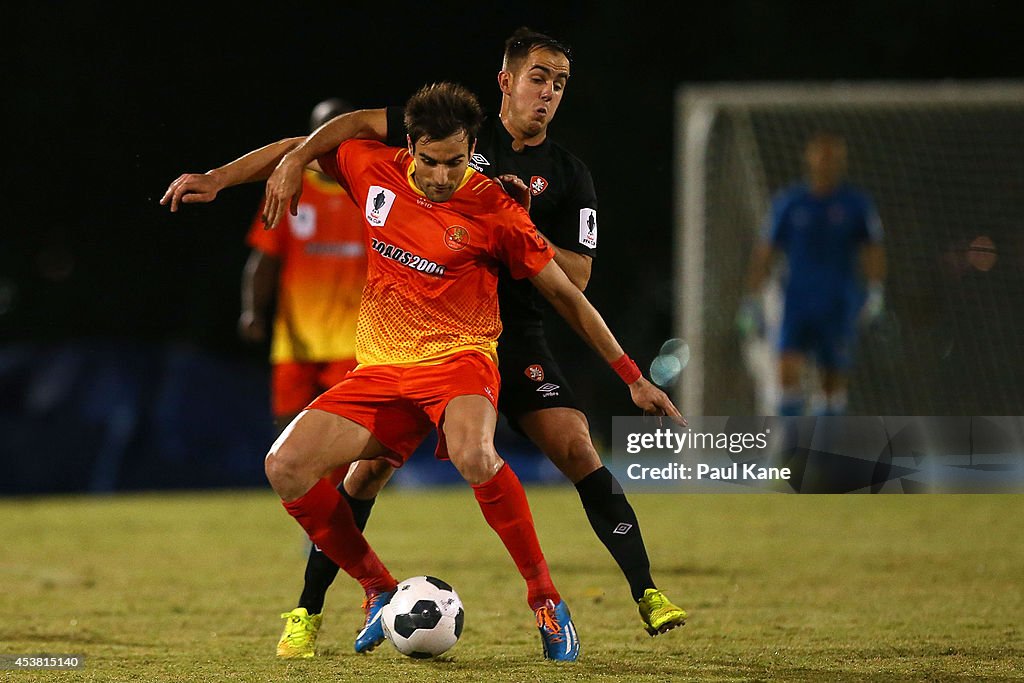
{"left": 764, "top": 182, "right": 883, "bottom": 314}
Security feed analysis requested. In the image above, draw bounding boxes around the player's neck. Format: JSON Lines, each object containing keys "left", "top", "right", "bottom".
{"left": 499, "top": 108, "right": 547, "bottom": 152}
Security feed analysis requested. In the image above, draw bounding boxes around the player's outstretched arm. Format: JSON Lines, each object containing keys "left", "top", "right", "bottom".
{"left": 528, "top": 260, "right": 685, "bottom": 421}
{"left": 160, "top": 137, "right": 306, "bottom": 212}
{"left": 262, "top": 109, "right": 388, "bottom": 229}
{"left": 534, "top": 227, "right": 593, "bottom": 291}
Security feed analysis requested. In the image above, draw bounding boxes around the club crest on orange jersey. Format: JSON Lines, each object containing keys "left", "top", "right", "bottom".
{"left": 524, "top": 364, "right": 545, "bottom": 382}
{"left": 444, "top": 225, "right": 470, "bottom": 251}
{"left": 530, "top": 176, "right": 548, "bottom": 196}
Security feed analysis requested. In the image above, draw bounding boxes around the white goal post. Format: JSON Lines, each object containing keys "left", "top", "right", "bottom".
{"left": 675, "top": 81, "right": 1024, "bottom": 416}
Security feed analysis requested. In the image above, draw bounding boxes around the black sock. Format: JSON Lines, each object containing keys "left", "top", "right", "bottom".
{"left": 575, "top": 466, "right": 655, "bottom": 602}
{"left": 296, "top": 487, "right": 376, "bottom": 615}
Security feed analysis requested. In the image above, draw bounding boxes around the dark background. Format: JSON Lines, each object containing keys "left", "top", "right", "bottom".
{"left": 3, "top": 2, "right": 1022, "bottom": 491}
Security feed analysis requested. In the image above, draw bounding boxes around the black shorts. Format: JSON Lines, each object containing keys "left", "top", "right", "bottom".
{"left": 497, "top": 333, "right": 580, "bottom": 431}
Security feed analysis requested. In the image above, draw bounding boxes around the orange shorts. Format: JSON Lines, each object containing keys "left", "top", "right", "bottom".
{"left": 306, "top": 351, "right": 500, "bottom": 466}
{"left": 272, "top": 358, "right": 359, "bottom": 418}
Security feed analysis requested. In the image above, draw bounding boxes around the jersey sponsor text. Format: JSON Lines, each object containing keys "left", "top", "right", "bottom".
{"left": 370, "top": 237, "right": 447, "bottom": 277}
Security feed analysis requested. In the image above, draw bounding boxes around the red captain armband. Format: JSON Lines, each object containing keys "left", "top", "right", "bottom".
{"left": 611, "top": 354, "right": 642, "bottom": 385}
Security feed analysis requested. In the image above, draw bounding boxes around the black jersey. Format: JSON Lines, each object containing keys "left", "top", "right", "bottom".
{"left": 386, "top": 107, "right": 598, "bottom": 337}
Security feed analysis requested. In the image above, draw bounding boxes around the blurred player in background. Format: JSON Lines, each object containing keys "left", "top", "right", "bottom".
{"left": 256, "top": 27, "right": 688, "bottom": 650}
{"left": 163, "top": 82, "right": 682, "bottom": 661}
{"left": 240, "top": 98, "right": 366, "bottom": 432}
{"left": 737, "top": 132, "right": 886, "bottom": 416}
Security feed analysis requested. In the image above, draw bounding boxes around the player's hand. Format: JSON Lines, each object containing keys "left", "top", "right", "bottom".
{"left": 160, "top": 171, "right": 226, "bottom": 212}
{"left": 735, "top": 294, "right": 765, "bottom": 338}
{"left": 629, "top": 377, "right": 687, "bottom": 425}
{"left": 238, "top": 311, "right": 267, "bottom": 343}
{"left": 496, "top": 174, "right": 531, "bottom": 213}
{"left": 860, "top": 283, "right": 885, "bottom": 326}
{"left": 262, "top": 153, "right": 306, "bottom": 229}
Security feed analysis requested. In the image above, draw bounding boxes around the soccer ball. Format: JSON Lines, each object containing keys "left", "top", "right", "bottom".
{"left": 381, "top": 576, "right": 464, "bottom": 658}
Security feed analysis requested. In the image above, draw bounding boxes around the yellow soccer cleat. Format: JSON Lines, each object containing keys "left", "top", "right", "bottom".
{"left": 277, "top": 607, "right": 323, "bottom": 658}
{"left": 637, "top": 588, "right": 687, "bottom": 636}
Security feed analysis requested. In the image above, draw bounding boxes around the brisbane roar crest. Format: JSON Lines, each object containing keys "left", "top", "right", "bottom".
{"left": 524, "top": 364, "right": 545, "bottom": 382}
{"left": 444, "top": 225, "right": 470, "bottom": 251}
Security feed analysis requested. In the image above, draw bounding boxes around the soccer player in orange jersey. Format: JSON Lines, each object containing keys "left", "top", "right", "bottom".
{"left": 240, "top": 99, "right": 367, "bottom": 432}
{"left": 162, "top": 82, "right": 681, "bottom": 661}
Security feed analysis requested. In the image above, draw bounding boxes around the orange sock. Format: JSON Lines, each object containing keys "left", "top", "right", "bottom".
{"left": 282, "top": 478, "right": 396, "bottom": 596}
{"left": 472, "top": 463, "right": 560, "bottom": 609}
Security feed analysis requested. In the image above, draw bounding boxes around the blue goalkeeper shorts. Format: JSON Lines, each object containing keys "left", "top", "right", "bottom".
{"left": 778, "top": 306, "right": 858, "bottom": 370}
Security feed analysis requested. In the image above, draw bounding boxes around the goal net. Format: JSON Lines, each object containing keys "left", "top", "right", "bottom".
{"left": 675, "top": 82, "right": 1024, "bottom": 416}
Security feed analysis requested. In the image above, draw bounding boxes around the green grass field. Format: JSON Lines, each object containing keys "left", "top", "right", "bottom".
{"left": 2, "top": 488, "right": 1022, "bottom": 682}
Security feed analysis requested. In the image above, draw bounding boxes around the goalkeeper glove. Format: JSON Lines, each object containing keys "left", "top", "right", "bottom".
{"left": 735, "top": 295, "right": 765, "bottom": 338}
{"left": 861, "top": 283, "right": 885, "bottom": 325}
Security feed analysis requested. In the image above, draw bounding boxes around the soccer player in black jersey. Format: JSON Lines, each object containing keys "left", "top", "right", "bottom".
{"left": 163, "top": 27, "right": 687, "bottom": 657}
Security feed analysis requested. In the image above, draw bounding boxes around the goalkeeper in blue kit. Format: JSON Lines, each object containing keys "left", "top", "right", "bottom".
{"left": 738, "top": 133, "right": 886, "bottom": 416}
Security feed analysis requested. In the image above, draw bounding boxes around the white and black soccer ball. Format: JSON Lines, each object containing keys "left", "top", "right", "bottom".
{"left": 381, "top": 576, "right": 464, "bottom": 658}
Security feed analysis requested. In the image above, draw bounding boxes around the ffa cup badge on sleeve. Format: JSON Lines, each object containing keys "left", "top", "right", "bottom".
{"left": 579, "top": 208, "right": 597, "bottom": 248}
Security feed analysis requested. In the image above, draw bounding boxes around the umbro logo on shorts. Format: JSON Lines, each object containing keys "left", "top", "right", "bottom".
{"left": 536, "top": 382, "right": 560, "bottom": 398}
{"left": 612, "top": 523, "right": 633, "bottom": 535}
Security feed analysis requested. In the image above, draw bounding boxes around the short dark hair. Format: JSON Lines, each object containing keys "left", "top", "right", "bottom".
{"left": 403, "top": 82, "right": 484, "bottom": 149}
{"left": 309, "top": 98, "right": 353, "bottom": 133}
{"left": 503, "top": 26, "right": 573, "bottom": 71}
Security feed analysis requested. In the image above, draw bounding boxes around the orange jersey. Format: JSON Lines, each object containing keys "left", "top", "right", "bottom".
{"left": 247, "top": 170, "right": 367, "bottom": 363}
{"left": 318, "top": 140, "right": 554, "bottom": 367}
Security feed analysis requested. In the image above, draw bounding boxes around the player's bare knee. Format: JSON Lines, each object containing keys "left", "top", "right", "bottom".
{"left": 557, "top": 434, "right": 602, "bottom": 483}
{"left": 264, "top": 442, "right": 312, "bottom": 500}
{"left": 264, "top": 451, "right": 287, "bottom": 494}
{"left": 449, "top": 442, "right": 503, "bottom": 485}
{"left": 345, "top": 459, "right": 392, "bottom": 499}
